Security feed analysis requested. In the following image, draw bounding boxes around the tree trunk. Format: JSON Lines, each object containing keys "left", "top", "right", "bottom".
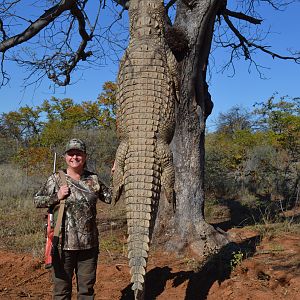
{"left": 153, "top": 0, "right": 228, "bottom": 258}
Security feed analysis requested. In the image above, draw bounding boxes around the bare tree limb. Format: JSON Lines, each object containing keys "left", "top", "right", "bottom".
{"left": 224, "top": 9, "right": 262, "bottom": 25}
{"left": 0, "top": 18, "right": 8, "bottom": 40}
{"left": 112, "top": 0, "right": 129, "bottom": 9}
{"left": 260, "top": 0, "right": 296, "bottom": 10}
{"left": 0, "top": 0, "right": 105, "bottom": 86}
{"left": 70, "top": 2, "right": 91, "bottom": 41}
{"left": 0, "top": 53, "right": 9, "bottom": 86}
{"left": 0, "top": 0, "right": 76, "bottom": 53}
{"left": 222, "top": 12, "right": 300, "bottom": 63}
{"left": 45, "top": 0, "right": 102, "bottom": 86}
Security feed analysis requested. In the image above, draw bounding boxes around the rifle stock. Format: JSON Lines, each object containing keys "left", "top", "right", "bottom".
{"left": 44, "top": 211, "right": 54, "bottom": 269}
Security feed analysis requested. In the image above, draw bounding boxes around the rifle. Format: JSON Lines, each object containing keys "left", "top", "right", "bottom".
{"left": 44, "top": 208, "right": 54, "bottom": 269}
{"left": 44, "top": 154, "right": 68, "bottom": 269}
{"left": 44, "top": 152, "right": 56, "bottom": 269}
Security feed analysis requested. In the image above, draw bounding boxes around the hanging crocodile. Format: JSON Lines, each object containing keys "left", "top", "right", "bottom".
{"left": 112, "top": 0, "right": 178, "bottom": 299}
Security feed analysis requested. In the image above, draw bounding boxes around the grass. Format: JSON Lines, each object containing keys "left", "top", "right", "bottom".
{"left": 0, "top": 197, "right": 46, "bottom": 257}
{"left": 0, "top": 164, "right": 47, "bottom": 258}
{"left": 250, "top": 221, "right": 300, "bottom": 240}
{"left": 98, "top": 201, "right": 128, "bottom": 259}
{"left": 0, "top": 164, "right": 43, "bottom": 200}
{"left": 247, "top": 197, "right": 300, "bottom": 239}
{"left": 100, "top": 235, "right": 127, "bottom": 256}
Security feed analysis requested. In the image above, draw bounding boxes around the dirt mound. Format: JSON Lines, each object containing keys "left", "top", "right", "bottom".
{"left": 0, "top": 227, "right": 299, "bottom": 299}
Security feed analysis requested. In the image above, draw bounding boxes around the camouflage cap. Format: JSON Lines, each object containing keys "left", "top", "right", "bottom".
{"left": 65, "top": 138, "right": 86, "bottom": 153}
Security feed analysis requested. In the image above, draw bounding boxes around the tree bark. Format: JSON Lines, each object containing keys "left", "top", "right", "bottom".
{"left": 153, "top": 0, "right": 228, "bottom": 258}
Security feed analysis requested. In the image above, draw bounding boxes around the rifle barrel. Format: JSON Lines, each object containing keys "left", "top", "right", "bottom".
{"left": 53, "top": 152, "right": 57, "bottom": 174}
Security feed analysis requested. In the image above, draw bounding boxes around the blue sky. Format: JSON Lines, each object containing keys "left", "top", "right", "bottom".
{"left": 0, "top": 1, "right": 299, "bottom": 131}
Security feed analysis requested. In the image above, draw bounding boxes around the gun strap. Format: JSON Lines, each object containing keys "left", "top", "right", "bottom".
{"left": 53, "top": 170, "right": 68, "bottom": 239}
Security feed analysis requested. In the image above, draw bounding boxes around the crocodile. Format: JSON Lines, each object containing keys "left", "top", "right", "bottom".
{"left": 112, "top": 0, "right": 178, "bottom": 299}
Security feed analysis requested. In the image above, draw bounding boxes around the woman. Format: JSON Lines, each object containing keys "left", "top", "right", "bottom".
{"left": 34, "top": 138, "right": 111, "bottom": 299}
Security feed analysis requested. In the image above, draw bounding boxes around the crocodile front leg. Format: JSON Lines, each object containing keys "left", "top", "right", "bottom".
{"left": 112, "top": 140, "right": 128, "bottom": 204}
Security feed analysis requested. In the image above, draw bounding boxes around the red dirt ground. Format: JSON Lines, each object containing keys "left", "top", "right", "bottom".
{"left": 0, "top": 225, "right": 299, "bottom": 300}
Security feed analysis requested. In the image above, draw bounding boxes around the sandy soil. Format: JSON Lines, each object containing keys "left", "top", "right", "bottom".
{"left": 0, "top": 224, "right": 299, "bottom": 300}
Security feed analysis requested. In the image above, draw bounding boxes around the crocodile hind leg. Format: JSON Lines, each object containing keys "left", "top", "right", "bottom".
{"left": 112, "top": 140, "right": 128, "bottom": 204}
{"left": 157, "top": 140, "right": 175, "bottom": 207}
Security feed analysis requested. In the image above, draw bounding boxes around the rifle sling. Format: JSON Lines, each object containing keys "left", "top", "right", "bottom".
{"left": 53, "top": 170, "right": 68, "bottom": 242}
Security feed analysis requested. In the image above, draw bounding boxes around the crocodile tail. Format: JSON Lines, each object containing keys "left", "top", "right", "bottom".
{"left": 125, "top": 141, "right": 161, "bottom": 298}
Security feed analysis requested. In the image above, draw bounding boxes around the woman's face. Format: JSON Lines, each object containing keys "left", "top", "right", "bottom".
{"left": 65, "top": 149, "right": 86, "bottom": 171}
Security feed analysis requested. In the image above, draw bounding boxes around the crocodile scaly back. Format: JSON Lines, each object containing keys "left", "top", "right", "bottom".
{"left": 112, "top": 1, "right": 178, "bottom": 298}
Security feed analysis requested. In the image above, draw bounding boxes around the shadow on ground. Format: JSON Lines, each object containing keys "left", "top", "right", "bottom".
{"left": 120, "top": 234, "right": 261, "bottom": 300}
{"left": 212, "top": 196, "right": 299, "bottom": 232}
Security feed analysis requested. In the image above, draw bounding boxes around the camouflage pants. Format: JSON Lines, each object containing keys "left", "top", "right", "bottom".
{"left": 51, "top": 247, "right": 98, "bottom": 300}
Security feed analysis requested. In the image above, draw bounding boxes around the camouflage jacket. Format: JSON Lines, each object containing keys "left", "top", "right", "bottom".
{"left": 34, "top": 170, "right": 111, "bottom": 250}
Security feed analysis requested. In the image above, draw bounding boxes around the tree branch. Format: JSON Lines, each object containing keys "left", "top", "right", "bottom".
{"left": 70, "top": 3, "right": 91, "bottom": 41}
{"left": 260, "top": 0, "right": 296, "bottom": 10}
{"left": 222, "top": 12, "right": 300, "bottom": 63}
{"left": 49, "top": 39, "right": 92, "bottom": 86}
{"left": 0, "top": 0, "right": 76, "bottom": 53}
{"left": 1, "top": 0, "right": 23, "bottom": 14}
{"left": 1, "top": 53, "right": 9, "bottom": 86}
{"left": 0, "top": 18, "right": 8, "bottom": 40}
{"left": 112, "top": 0, "right": 130, "bottom": 9}
{"left": 0, "top": 0, "right": 102, "bottom": 86}
{"left": 224, "top": 8, "right": 262, "bottom": 25}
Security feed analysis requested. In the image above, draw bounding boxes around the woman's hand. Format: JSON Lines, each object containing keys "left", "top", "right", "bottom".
{"left": 57, "top": 185, "right": 70, "bottom": 200}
